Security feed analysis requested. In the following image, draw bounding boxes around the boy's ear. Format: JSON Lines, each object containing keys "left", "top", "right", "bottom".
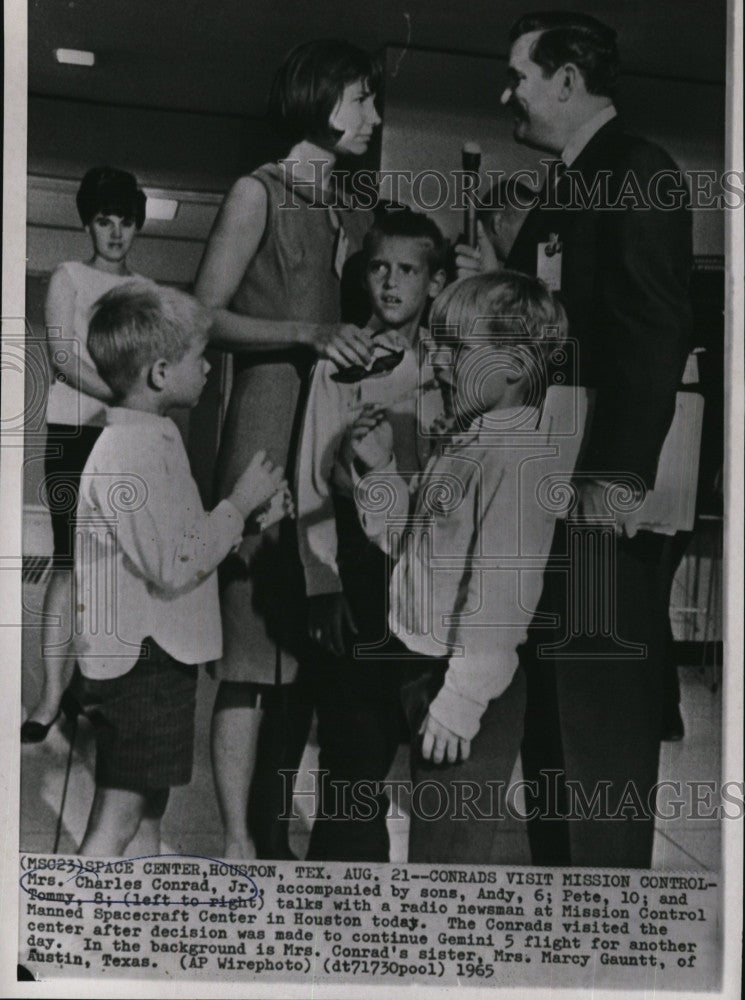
{"left": 148, "top": 357, "right": 169, "bottom": 391}
{"left": 505, "top": 368, "right": 527, "bottom": 385}
{"left": 428, "top": 268, "right": 447, "bottom": 299}
{"left": 504, "top": 346, "right": 533, "bottom": 386}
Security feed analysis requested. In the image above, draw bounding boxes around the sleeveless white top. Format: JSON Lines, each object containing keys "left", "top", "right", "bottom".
{"left": 46, "top": 261, "right": 147, "bottom": 426}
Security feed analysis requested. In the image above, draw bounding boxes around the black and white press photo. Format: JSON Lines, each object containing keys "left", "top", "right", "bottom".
{"left": 1, "top": 0, "right": 742, "bottom": 996}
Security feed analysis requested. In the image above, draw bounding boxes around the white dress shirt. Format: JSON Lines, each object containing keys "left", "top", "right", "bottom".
{"left": 74, "top": 408, "right": 244, "bottom": 678}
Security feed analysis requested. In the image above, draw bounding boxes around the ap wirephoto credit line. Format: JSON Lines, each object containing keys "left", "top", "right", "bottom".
{"left": 1, "top": 0, "right": 742, "bottom": 997}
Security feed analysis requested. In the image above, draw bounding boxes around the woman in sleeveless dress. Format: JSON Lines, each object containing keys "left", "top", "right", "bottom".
{"left": 194, "top": 40, "right": 381, "bottom": 858}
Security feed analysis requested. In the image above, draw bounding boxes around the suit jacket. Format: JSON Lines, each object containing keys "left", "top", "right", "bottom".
{"left": 506, "top": 119, "right": 693, "bottom": 489}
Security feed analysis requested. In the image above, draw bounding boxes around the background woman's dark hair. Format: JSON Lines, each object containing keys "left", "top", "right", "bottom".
{"left": 268, "top": 38, "right": 382, "bottom": 148}
{"left": 510, "top": 11, "right": 619, "bottom": 99}
{"left": 76, "top": 167, "right": 147, "bottom": 229}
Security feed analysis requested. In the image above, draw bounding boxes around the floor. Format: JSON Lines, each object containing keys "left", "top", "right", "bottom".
{"left": 19, "top": 545, "right": 722, "bottom": 869}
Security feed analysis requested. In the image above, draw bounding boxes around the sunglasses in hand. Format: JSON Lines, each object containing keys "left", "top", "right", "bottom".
{"left": 331, "top": 342, "right": 405, "bottom": 384}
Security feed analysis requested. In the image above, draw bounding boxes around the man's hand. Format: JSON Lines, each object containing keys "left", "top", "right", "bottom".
{"left": 419, "top": 712, "right": 471, "bottom": 764}
{"left": 308, "top": 592, "right": 357, "bottom": 657}
{"left": 307, "top": 324, "right": 374, "bottom": 369}
{"left": 453, "top": 221, "right": 500, "bottom": 280}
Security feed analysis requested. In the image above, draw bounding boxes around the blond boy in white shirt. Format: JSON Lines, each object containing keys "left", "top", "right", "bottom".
{"left": 73, "top": 284, "right": 289, "bottom": 856}
{"left": 350, "top": 271, "right": 585, "bottom": 863}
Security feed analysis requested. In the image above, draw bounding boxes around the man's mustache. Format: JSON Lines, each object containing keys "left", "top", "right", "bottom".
{"left": 507, "top": 97, "right": 527, "bottom": 120}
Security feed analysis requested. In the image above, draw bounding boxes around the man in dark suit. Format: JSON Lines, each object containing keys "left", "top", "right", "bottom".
{"left": 461, "top": 11, "right": 692, "bottom": 867}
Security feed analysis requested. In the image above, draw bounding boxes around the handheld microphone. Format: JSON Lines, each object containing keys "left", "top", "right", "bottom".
{"left": 462, "top": 142, "right": 482, "bottom": 248}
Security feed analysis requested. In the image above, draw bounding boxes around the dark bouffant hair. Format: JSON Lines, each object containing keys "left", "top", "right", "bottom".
{"left": 76, "top": 167, "right": 147, "bottom": 229}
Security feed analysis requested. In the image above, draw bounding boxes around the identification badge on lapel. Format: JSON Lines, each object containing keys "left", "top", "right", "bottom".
{"left": 537, "top": 232, "right": 563, "bottom": 291}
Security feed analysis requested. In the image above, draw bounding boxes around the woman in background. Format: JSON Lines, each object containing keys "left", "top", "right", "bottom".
{"left": 23, "top": 167, "right": 149, "bottom": 742}
{"left": 194, "top": 39, "right": 381, "bottom": 859}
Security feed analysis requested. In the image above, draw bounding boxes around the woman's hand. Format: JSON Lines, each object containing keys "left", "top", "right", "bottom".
{"left": 306, "top": 323, "right": 374, "bottom": 369}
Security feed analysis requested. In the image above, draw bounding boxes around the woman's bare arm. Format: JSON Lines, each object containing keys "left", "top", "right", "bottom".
{"left": 195, "top": 175, "right": 373, "bottom": 367}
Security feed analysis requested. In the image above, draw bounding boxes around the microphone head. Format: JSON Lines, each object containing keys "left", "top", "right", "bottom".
{"left": 462, "top": 141, "right": 482, "bottom": 172}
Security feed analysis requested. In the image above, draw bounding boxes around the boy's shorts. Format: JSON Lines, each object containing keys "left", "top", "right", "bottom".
{"left": 72, "top": 637, "right": 197, "bottom": 792}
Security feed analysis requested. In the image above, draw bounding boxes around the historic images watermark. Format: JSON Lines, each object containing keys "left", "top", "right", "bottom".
{"left": 278, "top": 771, "right": 744, "bottom": 825}
{"left": 274, "top": 160, "right": 745, "bottom": 213}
